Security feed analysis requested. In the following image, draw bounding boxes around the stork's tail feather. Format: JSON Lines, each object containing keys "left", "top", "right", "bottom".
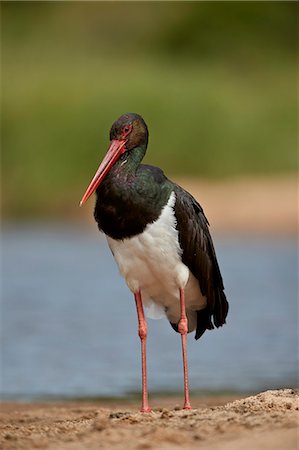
{"left": 195, "top": 288, "right": 229, "bottom": 340}
{"left": 195, "top": 308, "right": 214, "bottom": 340}
{"left": 212, "top": 288, "right": 229, "bottom": 329}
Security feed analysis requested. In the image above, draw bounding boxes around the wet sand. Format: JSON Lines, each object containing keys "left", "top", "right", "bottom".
{"left": 1, "top": 389, "right": 298, "bottom": 450}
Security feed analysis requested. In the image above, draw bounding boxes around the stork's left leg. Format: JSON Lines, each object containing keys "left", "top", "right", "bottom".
{"left": 178, "top": 287, "right": 192, "bottom": 410}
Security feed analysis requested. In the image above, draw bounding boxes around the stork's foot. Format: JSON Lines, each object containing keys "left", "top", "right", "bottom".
{"left": 140, "top": 406, "right": 152, "bottom": 413}
{"left": 183, "top": 402, "right": 192, "bottom": 410}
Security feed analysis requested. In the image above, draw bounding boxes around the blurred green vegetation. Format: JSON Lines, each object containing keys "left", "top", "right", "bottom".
{"left": 1, "top": 2, "right": 298, "bottom": 217}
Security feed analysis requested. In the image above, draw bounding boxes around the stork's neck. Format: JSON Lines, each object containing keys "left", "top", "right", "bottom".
{"left": 115, "top": 145, "right": 146, "bottom": 175}
{"left": 94, "top": 142, "right": 173, "bottom": 240}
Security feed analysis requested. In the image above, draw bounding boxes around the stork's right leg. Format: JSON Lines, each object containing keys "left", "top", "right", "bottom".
{"left": 178, "top": 287, "right": 192, "bottom": 410}
{"left": 134, "top": 291, "right": 152, "bottom": 413}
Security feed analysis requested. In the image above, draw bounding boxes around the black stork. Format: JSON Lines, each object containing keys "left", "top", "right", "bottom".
{"left": 80, "top": 113, "right": 228, "bottom": 412}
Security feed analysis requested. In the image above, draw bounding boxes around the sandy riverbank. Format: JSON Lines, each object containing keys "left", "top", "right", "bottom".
{"left": 175, "top": 176, "right": 298, "bottom": 236}
{"left": 1, "top": 389, "right": 298, "bottom": 450}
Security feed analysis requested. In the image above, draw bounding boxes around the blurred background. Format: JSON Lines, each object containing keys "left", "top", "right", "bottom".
{"left": 1, "top": 2, "right": 298, "bottom": 400}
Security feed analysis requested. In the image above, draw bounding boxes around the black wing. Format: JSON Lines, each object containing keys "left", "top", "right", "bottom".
{"left": 173, "top": 185, "right": 229, "bottom": 340}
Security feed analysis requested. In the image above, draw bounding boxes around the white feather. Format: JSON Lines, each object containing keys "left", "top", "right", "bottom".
{"left": 107, "top": 192, "right": 206, "bottom": 331}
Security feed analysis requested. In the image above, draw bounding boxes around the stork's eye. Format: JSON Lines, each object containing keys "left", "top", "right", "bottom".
{"left": 122, "top": 124, "right": 132, "bottom": 138}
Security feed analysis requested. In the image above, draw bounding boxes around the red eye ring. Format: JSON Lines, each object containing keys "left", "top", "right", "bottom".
{"left": 122, "top": 124, "right": 132, "bottom": 138}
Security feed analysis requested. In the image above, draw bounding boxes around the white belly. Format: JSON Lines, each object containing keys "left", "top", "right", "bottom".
{"left": 106, "top": 192, "right": 206, "bottom": 331}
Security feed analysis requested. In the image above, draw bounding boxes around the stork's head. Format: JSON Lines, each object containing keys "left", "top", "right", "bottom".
{"left": 80, "top": 113, "right": 148, "bottom": 206}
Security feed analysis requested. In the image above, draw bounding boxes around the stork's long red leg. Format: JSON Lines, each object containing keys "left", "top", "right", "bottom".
{"left": 134, "top": 291, "right": 152, "bottom": 413}
{"left": 178, "top": 287, "right": 192, "bottom": 410}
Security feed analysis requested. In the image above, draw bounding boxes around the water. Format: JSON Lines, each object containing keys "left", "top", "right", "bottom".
{"left": 1, "top": 223, "right": 297, "bottom": 400}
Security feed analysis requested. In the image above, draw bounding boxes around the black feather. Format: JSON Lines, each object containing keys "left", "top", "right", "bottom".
{"left": 173, "top": 185, "right": 229, "bottom": 340}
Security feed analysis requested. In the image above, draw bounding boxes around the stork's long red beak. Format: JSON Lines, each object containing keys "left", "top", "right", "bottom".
{"left": 80, "top": 139, "right": 127, "bottom": 206}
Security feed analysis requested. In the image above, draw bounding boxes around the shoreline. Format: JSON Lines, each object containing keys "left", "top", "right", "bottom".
{"left": 1, "top": 389, "right": 298, "bottom": 450}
